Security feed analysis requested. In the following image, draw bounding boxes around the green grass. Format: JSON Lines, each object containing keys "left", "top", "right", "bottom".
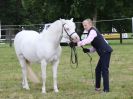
{"left": 0, "top": 40, "right": 133, "bottom": 99}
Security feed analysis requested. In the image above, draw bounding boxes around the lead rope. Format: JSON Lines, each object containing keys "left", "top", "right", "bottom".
{"left": 70, "top": 44, "right": 78, "bottom": 68}
{"left": 69, "top": 44, "right": 95, "bottom": 86}
{"left": 81, "top": 46, "right": 95, "bottom": 87}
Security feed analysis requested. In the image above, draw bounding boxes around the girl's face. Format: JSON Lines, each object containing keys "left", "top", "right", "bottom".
{"left": 82, "top": 21, "right": 92, "bottom": 31}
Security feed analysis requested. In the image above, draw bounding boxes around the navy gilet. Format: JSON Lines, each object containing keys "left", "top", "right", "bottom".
{"left": 88, "top": 27, "right": 113, "bottom": 56}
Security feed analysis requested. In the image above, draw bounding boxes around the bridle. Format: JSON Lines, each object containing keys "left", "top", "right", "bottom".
{"left": 62, "top": 23, "right": 79, "bottom": 68}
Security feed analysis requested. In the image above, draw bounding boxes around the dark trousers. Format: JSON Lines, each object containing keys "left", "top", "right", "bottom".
{"left": 95, "top": 52, "right": 111, "bottom": 91}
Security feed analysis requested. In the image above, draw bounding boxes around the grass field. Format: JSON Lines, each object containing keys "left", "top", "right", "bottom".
{"left": 0, "top": 39, "right": 133, "bottom": 99}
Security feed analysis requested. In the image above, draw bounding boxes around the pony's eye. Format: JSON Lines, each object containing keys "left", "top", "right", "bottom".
{"left": 66, "top": 28, "right": 69, "bottom": 31}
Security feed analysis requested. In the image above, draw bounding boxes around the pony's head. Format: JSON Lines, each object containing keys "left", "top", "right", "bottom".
{"left": 60, "top": 18, "right": 80, "bottom": 43}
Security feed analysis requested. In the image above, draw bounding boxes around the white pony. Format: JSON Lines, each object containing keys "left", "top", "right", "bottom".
{"left": 14, "top": 18, "right": 80, "bottom": 93}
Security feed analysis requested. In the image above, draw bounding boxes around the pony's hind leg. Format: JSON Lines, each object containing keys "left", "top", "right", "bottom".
{"left": 18, "top": 55, "right": 30, "bottom": 90}
{"left": 52, "top": 60, "right": 59, "bottom": 93}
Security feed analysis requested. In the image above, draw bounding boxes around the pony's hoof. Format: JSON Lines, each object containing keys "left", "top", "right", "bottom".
{"left": 42, "top": 88, "right": 46, "bottom": 94}
{"left": 23, "top": 86, "right": 30, "bottom": 90}
{"left": 54, "top": 89, "right": 59, "bottom": 93}
{"left": 42, "top": 90, "right": 46, "bottom": 94}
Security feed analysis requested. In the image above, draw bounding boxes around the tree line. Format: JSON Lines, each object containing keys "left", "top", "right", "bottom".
{"left": 0, "top": 0, "right": 133, "bottom": 32}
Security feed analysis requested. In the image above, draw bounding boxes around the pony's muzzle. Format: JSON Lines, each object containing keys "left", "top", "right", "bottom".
{"left": 71, "top": 34, "right": 80, "bottom": 43}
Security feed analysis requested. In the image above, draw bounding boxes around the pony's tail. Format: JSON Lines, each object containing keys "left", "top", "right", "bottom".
{"left": 27, "top": 64, "right": 40, "bottom": 84}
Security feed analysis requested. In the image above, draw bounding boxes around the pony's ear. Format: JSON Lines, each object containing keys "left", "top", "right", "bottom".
{"left": 70, "top": 18, "right": 73, "bottom": 21}
{"left": 60, "top": 19, "right": 66, "bottom": 24}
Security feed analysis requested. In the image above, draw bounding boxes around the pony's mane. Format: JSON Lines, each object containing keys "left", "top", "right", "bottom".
{"left": 47, "top": 20, "right": 62, "bottom": 31}
{"left": 40, "top": 19, "right": 63, "bottom": 36}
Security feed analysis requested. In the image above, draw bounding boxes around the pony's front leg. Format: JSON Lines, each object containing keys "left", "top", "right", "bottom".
{"left": 41, "top": 60, "right": 47, "bottom": 93}
{"left": 52, "top": 60, "right": 59, "bottom": 93}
